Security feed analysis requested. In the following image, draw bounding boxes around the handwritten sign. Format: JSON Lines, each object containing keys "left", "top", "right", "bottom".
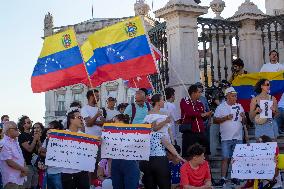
{"left": 260, "top": 100, "right": 273, "bottom": 118}
{"left": 231, "top": 105, "right": 241, "bottom": 122}
{"left": 46, "top": 130, "right": 100, "bottom": 172}
{"left": 231, "top": 142, "right": 277, "bottom": 179}
{"left": 101, "top": 123, "right": 151, "bottom": 160}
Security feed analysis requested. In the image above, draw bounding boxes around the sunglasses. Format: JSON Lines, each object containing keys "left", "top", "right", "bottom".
{"left": 9, "top": 127, "right": 19, "bottom": 131}
{"left": 25, "top": 121, "right": 33, "bottom": 124}
{"left": 74, "top": 116, "right": 83, "bottom": 120}
{"left": 263, "top": 83, "right": 270, "bottom": 86}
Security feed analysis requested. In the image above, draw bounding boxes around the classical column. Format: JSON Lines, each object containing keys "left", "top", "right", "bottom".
{"left": 43, "top": 13, "right": 56, "bottom": 126}
{"left": 229, "top": 0, "right": 266, "bottom": 72}
{"left": 155, "top": 0, "right": 208, "bottom": 104}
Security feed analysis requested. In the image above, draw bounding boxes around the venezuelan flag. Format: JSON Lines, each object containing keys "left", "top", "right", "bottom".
{"left": 103, "top": 123, "right": 152, "bottom": 134}
{"left": 31, "top": 29, "right": 87, "bottom": 93}
{"left": 232, "top": 71, "right": 284, "bottom": 111}
{"left": 83, "top": 16, "right": 157, "bottom": 87}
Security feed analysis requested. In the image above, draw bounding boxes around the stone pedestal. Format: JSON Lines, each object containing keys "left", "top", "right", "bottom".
{"left": 266, "top": 0, "right": 284, "bottom": 15}
{"left": 155, "top": 0, "right": 208, "bottom": 109}
{"left": 229, "top": 0, "right": 266, "bottom": 73}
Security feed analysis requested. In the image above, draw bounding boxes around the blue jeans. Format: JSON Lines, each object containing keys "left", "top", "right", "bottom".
{"left": 47, "top": 173, "right": 63, "bottom": 189}
{"left": 111, "top": 159, "right": 140, "bottom": 189}
{"left": 221, "top": 140, "right": 242, "bottom": 158}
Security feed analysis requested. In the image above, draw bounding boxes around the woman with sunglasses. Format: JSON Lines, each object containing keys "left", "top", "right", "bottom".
{"left": 249, "top": 79, "right": 278, "bottom": 140}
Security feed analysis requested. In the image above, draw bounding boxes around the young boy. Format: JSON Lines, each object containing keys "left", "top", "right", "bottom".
{"left": 167, "top": 145, "right": 183, "bottom": 189}
{"left": 180, "top": 144, "right": 212, "bottom": 189}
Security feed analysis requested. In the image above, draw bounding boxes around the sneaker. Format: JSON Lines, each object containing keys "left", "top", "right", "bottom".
{"left": 215, "top": 178, "right": 226, "bottom": 187}
{"left": 231, "top": 178, "right": 240, "bottom": 186}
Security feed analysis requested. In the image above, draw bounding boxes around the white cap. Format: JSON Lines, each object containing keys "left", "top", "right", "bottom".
{"left": 224, "top": 87, "right": 237, "bottom": 96}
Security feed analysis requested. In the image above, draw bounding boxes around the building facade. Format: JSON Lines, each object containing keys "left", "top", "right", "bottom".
{"left": 43, "top": 0, "right": 154, "bottom": 125}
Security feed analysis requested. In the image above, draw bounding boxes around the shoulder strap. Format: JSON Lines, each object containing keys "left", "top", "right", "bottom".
{"left": 146, "top": 102, "right": 151, "bottom": 111}
{"left": 131, "top": 103, "right": 136, "bottom": 124}
{"left": 102, "top": 108, "right": 107, "bottom": 118}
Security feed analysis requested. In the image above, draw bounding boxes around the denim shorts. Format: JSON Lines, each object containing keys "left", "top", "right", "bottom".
{"left": 221, "top": 140, "right": 242, "bottom": 158}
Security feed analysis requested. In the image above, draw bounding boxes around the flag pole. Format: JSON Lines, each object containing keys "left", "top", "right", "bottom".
{"left": 141, "top": 16, "right": 166, "bottom": 98}
{"left": 73, "top": 28, "right": 100, "bottom": 107}
{"left": 161, "top": 54, "right": 202, "bottom": 131}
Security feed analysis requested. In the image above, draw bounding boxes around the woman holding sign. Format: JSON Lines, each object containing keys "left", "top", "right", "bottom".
{"left": 140, "top": 94, "right": 185, "bottom": 189}
{"left": 249, "top": 79, "right": 278, "bottom": 140}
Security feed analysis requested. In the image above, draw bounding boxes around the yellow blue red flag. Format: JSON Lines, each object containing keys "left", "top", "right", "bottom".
{"left": 31, "top": 29, "right": 86, "bottom": 93}
{"left": 83, "top": 16, "right": 157, "bottom": 87}
{"left": 232, "top": 71, "right": 284, "bottom": 111}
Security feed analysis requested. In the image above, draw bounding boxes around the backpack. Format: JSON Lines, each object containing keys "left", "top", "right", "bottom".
{"left": 130, "top": 102, "right": 151, "bottom": 124}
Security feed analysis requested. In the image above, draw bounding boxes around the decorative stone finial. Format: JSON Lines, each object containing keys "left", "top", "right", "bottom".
{"left": 44, "top": 12, "right": 53, "bottom": 36}
{"left": 134, "top": 0, "right": 150, "bottom": 16}
{"left": 166, "top": 0, "right": 199, "bottom": 7}
{"left": 229, "top": 0, "right": 265, "bottom": 21}
{"left": 210, "top": 0, "right": 225, "bottom": 19}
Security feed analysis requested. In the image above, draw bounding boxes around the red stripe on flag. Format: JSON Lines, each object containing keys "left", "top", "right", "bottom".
{"left": 84, "top": 54, "right": 157, "bottom": 87}
{"left": 103, "top": 129, "right": 151, "bottom": 134}
{"left": 128, "top": 75, "right": 152, "bottom": 89}
{"left": 31, "top": 63, "right": 87, "bottom": 93}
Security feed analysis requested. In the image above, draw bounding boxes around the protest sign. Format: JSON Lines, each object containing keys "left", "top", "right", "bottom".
{"left": 260, "top": 100, "right": 273, "bottom": 118}
{"left": 231, "top": 104, "right": 242, "bottom": 122}
{"left": 231, "top": 142, "right": 277, "bottom": 179}
{"left": 46, "top": 130, "right": 100, "bottom": 172}
{"left": 101, "top": 123, "right": 151, "bottom": 160}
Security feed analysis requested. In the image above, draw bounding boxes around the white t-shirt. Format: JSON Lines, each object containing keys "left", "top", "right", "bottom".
{"left": 260, "top": 62, "right": 284, "bottom": 72}
{"left": 81, "top": 105, "right": 102, "bottom": 137}
{"left": 260, "top": 62, "right": 284, "bottom": 108}
{"left": 214, "top": 101, "right": 244, "bottom": 141}
{"left": 105, "top": 107, "right": 120, "bottom": 121}
{"left": 160, "top": 102, "right": 180, "bottom": 139}
{"left": 144, "top": 114, "right": 171, "bottom": 141}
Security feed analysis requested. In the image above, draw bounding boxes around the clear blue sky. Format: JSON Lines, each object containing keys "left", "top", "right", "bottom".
{"left": 0, "top": 0, "right": 265, "bottom": 124}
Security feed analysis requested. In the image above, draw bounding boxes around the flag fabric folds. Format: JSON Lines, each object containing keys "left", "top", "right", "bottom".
{"left": 84, "top": 16, "right": 157, "bottom": 87}
{"left": 127, "top": 75, "right": 153, "bottom": 89}
{"left": 232, "top": 71, "right": 284, "bottom": 111}
{"left": 31, "top": 29, "right": 86, "bottom": 93}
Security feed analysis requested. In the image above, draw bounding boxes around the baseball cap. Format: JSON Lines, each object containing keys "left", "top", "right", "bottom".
{"left": 224, "top": 87, "right": 237, "bottom": 96}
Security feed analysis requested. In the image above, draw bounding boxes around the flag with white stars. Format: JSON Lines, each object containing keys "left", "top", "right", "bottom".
{"left": 31, "top": 29, "right": 87, "bottom": 93}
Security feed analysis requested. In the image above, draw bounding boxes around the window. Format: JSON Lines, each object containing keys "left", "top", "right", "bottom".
{"left": 57, "top": 94, "right": 66, "bottom": 111}
{"left": 74, "top": 93, "right": 81, "bottom": 102}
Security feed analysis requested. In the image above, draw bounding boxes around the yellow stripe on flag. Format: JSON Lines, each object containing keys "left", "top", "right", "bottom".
{"left": 39, "top": 28, "right": 78, "bottom": 58}
{"left": 232, "top": 71, "right": 284, "bottom": 86}
{"left": 103, "top": 123, "right": 152, "bottom": 129}
{"left": 88, "top": 16, "right": 146, "bottom": 49}
{"left": 81, "top": 40, "right": 93, "bottom": 62}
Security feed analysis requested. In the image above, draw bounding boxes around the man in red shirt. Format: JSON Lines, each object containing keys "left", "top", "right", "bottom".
{"left": 180, "top": 143, "right": 212, "bottom": 189}
{"left": 180, "top": 85, "right": 212, "bottom": 157}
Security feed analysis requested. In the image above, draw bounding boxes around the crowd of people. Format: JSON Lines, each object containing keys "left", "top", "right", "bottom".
{"left": 0, "top": 49, "right": 283, "bottom": 189}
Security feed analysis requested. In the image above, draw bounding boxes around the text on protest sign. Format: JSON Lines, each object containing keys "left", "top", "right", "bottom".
{"left": 260, "top": 100, "right": 273, "bottom": 118}
{"left": 231, "top": 142, "right": 277, "bottom": 179}
{"left": 101, "top": 123, "right": 151, "bottom": 160}
{"left": 46, "top": 130, "right": 100, "bottom": 172}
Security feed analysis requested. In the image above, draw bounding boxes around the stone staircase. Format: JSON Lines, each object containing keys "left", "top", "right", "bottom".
{"left": 209, "top": 124, "right": 284, "bottom": 181}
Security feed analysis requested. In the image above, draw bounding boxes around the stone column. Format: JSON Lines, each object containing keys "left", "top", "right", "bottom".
{"left": 155, "top": 0, "right": 208, "bottom": 106}
{"left": 229, "top": 0, "right": 266, "bottom": 72}
{"left": 43, "top": 12, "right": 55, "bottom": 126}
